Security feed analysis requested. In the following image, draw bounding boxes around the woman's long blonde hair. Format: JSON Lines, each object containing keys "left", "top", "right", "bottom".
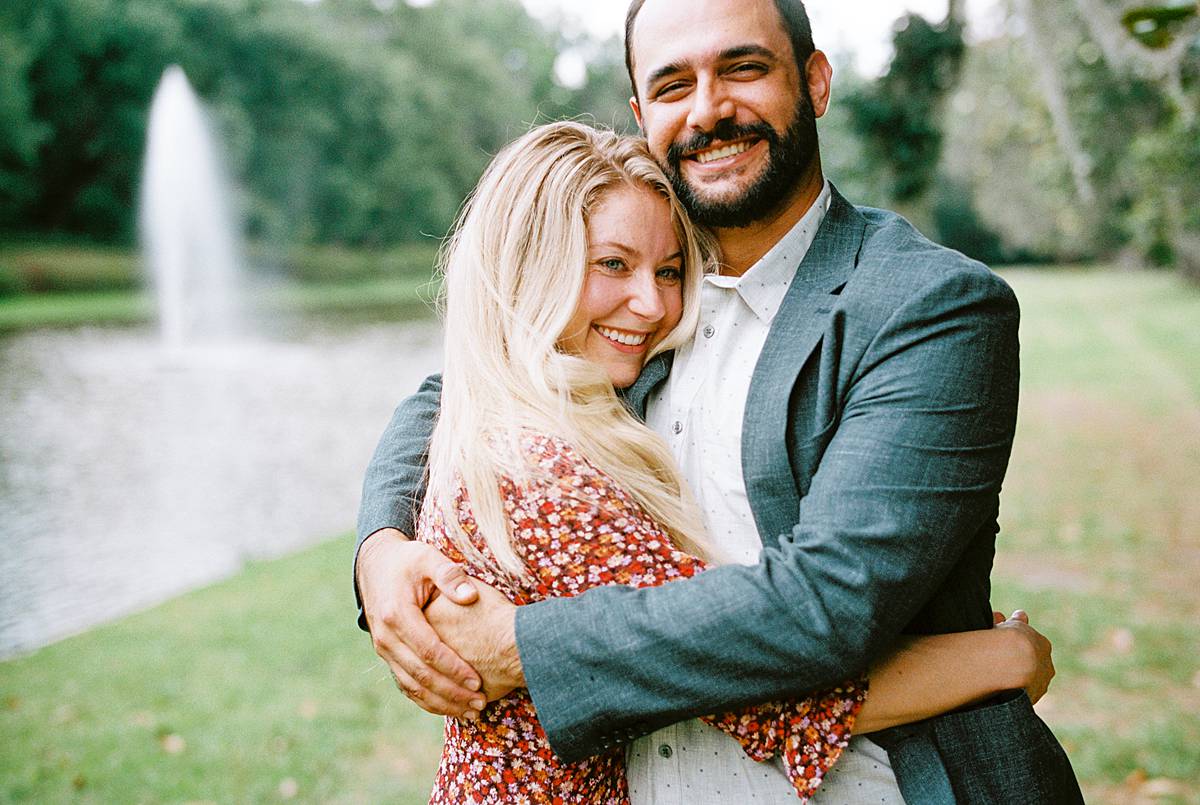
{"left": 426, "top": 121, "right": 718, "bottom": 579}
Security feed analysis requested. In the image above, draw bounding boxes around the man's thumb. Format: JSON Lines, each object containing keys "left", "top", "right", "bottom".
{"left": 435, "top": 562, "right": 479, "bottom": 604}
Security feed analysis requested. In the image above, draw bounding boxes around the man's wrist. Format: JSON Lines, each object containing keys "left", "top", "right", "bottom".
{"left": 506, "top": 606, "right": 525, "bottom": 688}
{"left": 355, "top": 528, "right": 410, "bottom": 589}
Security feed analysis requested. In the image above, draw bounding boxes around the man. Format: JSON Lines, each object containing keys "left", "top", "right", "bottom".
{"left": 355, "top": 0, "right": 1084, "bottom": 801}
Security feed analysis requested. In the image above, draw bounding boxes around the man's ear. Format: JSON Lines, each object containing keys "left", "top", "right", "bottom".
{"left": 806, "top": 51, "right": 834, "bottom": 119}
{"left": 629, "top": 96, "right": 645, "bottom": 131}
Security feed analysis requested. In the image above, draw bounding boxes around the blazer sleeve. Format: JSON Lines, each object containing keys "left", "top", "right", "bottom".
{"left": 353, "top": 373, "right": 443, "bottom": 631}
{"left": 515, "top": 267, "right": 1021, "bottom": 761}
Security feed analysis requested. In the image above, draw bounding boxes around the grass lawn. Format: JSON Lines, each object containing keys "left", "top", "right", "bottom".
{"left": 0, "top": 243, "right": 441, "bottom": 331}
{"left": 2, "top": 266, "right": 1197, "bottom": 803}
{"left": 0, "top": 538, "right": 444, "bottom": 804}
{"left": 994, "top": 266, "right": 1200, "bottom": 804}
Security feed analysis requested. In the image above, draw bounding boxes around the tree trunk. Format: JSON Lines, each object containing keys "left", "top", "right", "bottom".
{"left": 1014, "top": 0, "right": 1098, "bottom": 204}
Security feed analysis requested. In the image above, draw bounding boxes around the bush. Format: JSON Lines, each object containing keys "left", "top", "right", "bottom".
{"left": 0, "top": 258, "right": 25, "bottom": 297}
{"left": 0, "top": 246, "right": 141, "bottom": 293}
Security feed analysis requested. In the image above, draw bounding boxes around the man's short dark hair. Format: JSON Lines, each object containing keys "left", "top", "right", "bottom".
{"left": 623, "top": 0, "right": 816, "bottom": 100}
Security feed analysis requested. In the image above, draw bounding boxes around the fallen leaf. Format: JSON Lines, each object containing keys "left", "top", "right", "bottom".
{"left": 1108, "top": 627, "right": 1135, "bottom": 655}
{"left": 160, "top": 733, "right": 186, "bottom": 755}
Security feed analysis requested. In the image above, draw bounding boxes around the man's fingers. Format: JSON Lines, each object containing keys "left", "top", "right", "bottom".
{"left": 374, "top": 611, "right": 485, "bottom": 704}
{"left": 433, "top": 561, "right": 479, "bottom": 605}
{"left": 1010, "top": 609, "right": 1029, "bottom": 624}
{"left": 992, "top": 610, "right": 1006, "bottom": 625}
{"left": 389, "top": 665, "right": 481, "bottom": 719}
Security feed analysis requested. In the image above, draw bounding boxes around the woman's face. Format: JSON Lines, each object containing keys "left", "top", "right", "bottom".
{"left": 560, "top": 183, "right": 685, "bottom": 388}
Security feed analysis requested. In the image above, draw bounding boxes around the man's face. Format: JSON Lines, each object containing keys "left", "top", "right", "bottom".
{"left": 628, "top": 0, "right": 825, "bottom": 229}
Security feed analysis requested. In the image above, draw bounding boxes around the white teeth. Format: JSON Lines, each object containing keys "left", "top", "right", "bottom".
{"left": 597, "top": 326, "right": 648, "bottom": 346}
{"left": 696, "top": 141, "right": 750, "bottom": 164}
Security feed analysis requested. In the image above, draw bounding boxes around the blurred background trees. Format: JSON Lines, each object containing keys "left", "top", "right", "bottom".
{"left": 0, "top": 0, "right": 1196, "bottom": 276}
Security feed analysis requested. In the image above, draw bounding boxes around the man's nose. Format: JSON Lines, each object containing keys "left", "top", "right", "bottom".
{"left": 626, "top": 271, "right": 666, "bottom": 320}
{"left": 687, "top": 76, "right": 735, "bottom": 134}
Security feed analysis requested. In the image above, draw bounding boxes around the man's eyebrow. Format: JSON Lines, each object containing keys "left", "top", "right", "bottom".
{"left": 645, "top": 60, "right": 689, "bottom": 91}
{"left": 644, "top": 44, "right": 777, "bottom": 91}
{"left": 718, "top": 44, "right": 776, "bottom": 63}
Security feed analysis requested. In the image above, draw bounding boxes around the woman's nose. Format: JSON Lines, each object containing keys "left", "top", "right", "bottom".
{"left": 626, "top": 270, "right": 666, "bottom": 321}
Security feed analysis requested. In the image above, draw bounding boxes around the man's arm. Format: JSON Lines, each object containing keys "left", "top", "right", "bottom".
{"left": 513, "top": 268, "right": 1021, "bottom": 760}
{"left": 355, "top": 374, "right": 487, "bottom": 718}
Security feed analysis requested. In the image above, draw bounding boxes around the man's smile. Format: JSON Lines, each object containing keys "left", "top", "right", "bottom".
{"left": 689, "top": 138, "right": 758, "bottom": 165}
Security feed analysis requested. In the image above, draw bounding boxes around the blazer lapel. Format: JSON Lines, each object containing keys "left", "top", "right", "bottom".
{"left": 742, "top": 186, "right": 867, "bottom": 548}
{"left": 620, "top": 350, "right": 674, "bottom": 420}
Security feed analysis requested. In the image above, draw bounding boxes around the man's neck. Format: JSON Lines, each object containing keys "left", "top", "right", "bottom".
{"left": 714, "top": 158, "right": 825, "bottom": 277}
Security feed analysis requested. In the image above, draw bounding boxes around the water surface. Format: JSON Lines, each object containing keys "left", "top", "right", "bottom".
{"left": 0, "top": 317, "right": 442, "bottom": 658}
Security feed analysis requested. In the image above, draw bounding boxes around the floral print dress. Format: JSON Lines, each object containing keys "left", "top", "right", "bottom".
{"left": 417, "top": 432, "right": 866, "bottom": 805}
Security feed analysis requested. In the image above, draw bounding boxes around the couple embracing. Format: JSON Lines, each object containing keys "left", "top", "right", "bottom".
{"left": 354, "top": 0, "right": 1085, "bottom": 802}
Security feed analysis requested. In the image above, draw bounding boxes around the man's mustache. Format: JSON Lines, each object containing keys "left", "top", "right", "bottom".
{"left": 666, "top": 120, "right": 778, "bottom": 167}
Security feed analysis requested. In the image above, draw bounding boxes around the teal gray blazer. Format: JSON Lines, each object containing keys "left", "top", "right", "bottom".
{"left": 355, "top": 188, "right": 1083, "bottom": 803}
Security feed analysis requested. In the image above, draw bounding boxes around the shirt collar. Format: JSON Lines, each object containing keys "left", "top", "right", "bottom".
{"left": 705, "top": 180, "right": 832, "bottom": 324}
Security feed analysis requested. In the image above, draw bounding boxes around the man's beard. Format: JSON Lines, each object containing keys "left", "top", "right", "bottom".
{"left": 664, "top": 92, "right": 819, "bottom": 229}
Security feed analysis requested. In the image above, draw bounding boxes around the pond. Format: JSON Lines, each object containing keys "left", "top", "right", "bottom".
{"left": 0, "top": 315, "right": 443, "bottom": 659}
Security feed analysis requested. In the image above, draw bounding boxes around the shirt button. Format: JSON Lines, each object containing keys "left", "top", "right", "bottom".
{"left": 672, "top": 421, "right": 683, "bottom": 435}
{"left": 703, "top": 325, "right": 715, "bottom": 338}
{"left": 658, "top": 743, "right": 673, "bottom": 758}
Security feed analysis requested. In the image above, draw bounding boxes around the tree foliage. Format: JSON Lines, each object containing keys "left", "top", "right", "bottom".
{"left": 0, "top": 0, "right": 619, "bottom": 247}
{"left": 843, "top": 12, "right": 966, "bottom": 202}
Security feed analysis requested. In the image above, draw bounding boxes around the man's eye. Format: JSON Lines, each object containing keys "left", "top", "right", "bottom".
{"left": 654, "top": 82, "right": 687, "bottom": 99}
{"left": 729, "top": 62, "right": 765, "bottom": 76}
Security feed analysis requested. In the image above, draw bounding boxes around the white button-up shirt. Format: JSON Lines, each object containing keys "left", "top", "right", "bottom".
{"left": 630, "top": 182, "right": 903, "bottom": 803}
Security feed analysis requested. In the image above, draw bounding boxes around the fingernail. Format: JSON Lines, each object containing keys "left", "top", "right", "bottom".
{"left": 465, "top": 678, "right": 481, "bottom": 691}
{"left": 464, "top": 710, "right": 479, "bottom": 721}
{"left": 456, "top": 583, "right": 474, "bottom": 598}
{"left": 471, "top": 698, "right": 485, "bottom": 711}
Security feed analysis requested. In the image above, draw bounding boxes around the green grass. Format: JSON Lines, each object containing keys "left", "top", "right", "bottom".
{"left": 0, "top": 538, "right": 444, "bottom": 804}
{"left": 2, "top": 266, "right": 1197, "bottom": 803}
{"left": 0, "top": 276, "right": 442, "bottom": 332}
{"left": 993, "top": 266, "right": 1200, "bottom": 804}
{"left": 0, "top": 243, "right": 442, "bottom": 331}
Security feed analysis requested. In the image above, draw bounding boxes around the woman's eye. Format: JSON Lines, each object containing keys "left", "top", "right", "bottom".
{"left": 656, "top": 266, "right": 683, "bottom": 284}
{"left": 599, "top": 258, "right": 626, "bottom": 271}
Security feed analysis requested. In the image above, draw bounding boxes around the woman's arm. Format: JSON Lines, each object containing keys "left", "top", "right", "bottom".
{"left": 855, "top": 611, "right": 1054, "bottom": 734}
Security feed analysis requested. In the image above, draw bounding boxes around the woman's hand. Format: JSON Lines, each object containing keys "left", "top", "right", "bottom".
{"left": 425, "top": 582, "right": 525, "bottom": 703}
{"left": 992, "top": 609, "right": 1056, "bottom": 704}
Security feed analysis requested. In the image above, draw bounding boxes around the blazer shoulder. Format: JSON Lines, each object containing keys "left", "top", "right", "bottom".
{"left": 851, "top": 205, "right": 1017, "bottom": 311}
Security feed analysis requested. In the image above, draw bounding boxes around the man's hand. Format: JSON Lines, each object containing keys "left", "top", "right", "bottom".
{"left": 426, "top": 581, "right": 525, "bottom": 703}
{"left": 357, "top": 528, "right": 486, "bottom": 718}
{"left": 993, "top": 609, "right": 1055, "bottom": 704}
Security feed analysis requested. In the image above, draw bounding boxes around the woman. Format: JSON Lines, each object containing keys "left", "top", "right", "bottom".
{"left": 418, "top": 121, "right": 1050, "bottom": 804}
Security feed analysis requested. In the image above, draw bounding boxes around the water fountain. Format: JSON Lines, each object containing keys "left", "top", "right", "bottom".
{"left": 139, "top": 65, "right": 244, "bottom": 351}
{"left": 0, "top": 65, "right": 445, "bottom": 660}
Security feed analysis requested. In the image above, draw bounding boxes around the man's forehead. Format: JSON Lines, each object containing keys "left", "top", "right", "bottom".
{"left": 630, "top": 0, "right": 789, "bottom": 77}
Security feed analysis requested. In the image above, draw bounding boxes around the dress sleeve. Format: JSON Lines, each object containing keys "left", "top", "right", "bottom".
{"left": 701, "top": 678, "right": 868, "bottom": 800}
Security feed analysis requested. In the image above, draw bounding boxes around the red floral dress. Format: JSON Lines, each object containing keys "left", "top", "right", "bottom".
{"left": 417, "top": 432, "right": 866, "bottom": 805}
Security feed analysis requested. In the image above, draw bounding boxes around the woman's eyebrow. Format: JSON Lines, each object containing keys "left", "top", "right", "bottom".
{"left": 589, "top": 241, "right": 638, "bottom": 255}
